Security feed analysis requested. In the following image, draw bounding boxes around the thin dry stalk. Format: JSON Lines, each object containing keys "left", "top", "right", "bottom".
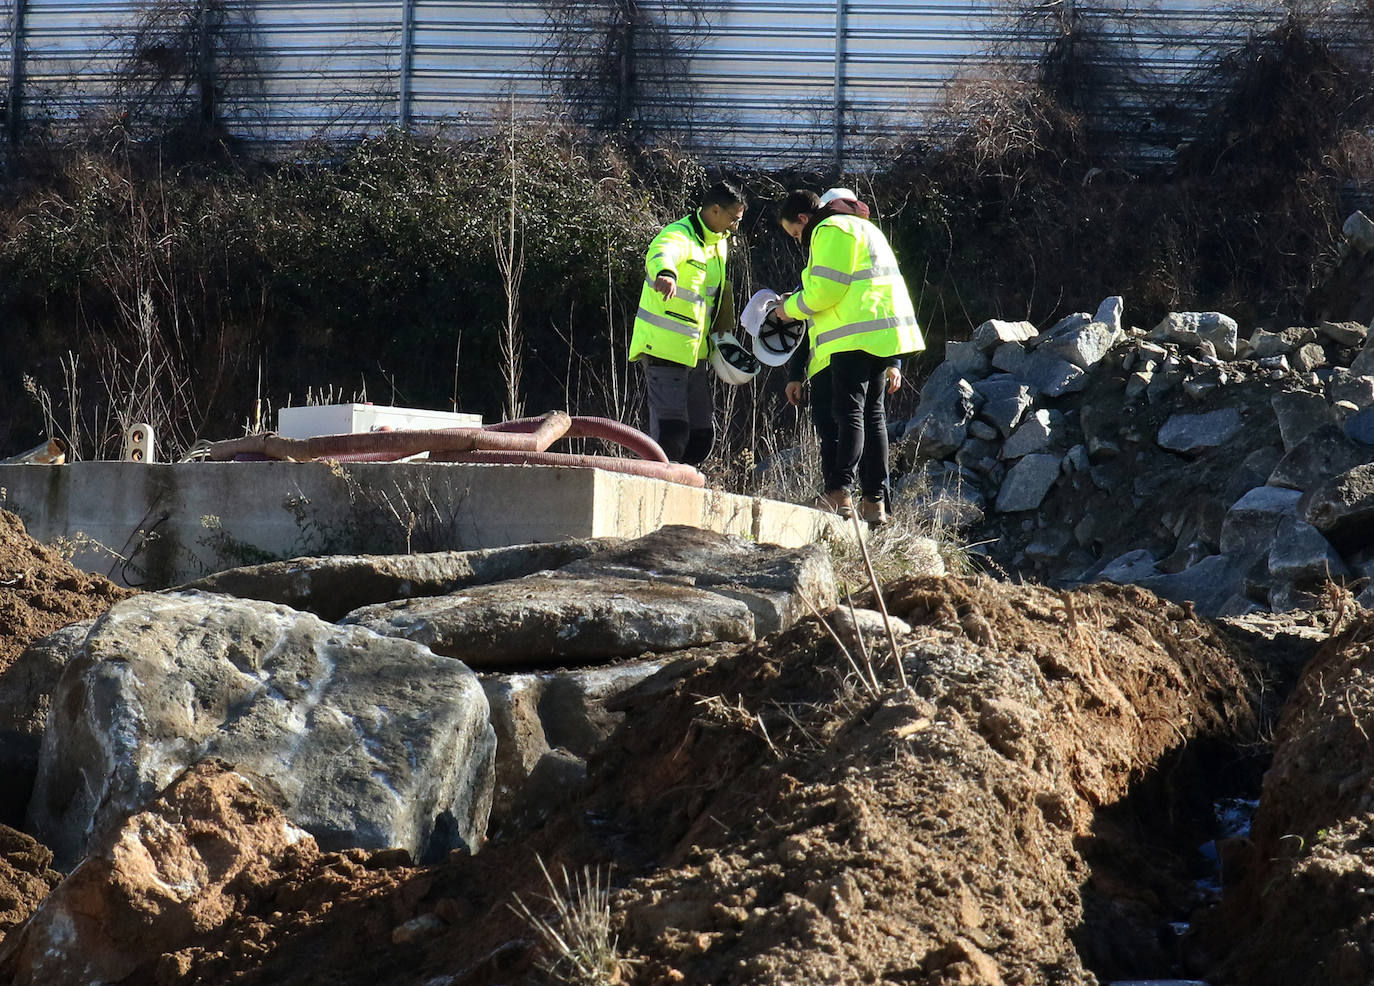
{"left": 509, "top": 855, "right": 626, "bottom": 986}
{"left": 851, "top": 512, "right": 908, "bottom": 690}
{"left": 800, "top": 589, "right": 881, "bottom": 697}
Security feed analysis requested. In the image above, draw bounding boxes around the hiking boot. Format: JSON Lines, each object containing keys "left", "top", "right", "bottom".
{"left": 859, "top": 496, "right": 890, "bottom": 527}
{"left": 815, "top": 489, "right": 854, "bottom": 518}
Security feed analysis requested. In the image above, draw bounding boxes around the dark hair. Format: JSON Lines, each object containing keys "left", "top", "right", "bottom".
{"left": 779, "top": 189, "right": 820, "bottom": 223}
{"left": 701, "top": 180, "right": 746, "bottom": 210}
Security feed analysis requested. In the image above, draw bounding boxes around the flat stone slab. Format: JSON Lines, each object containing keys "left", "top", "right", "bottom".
{"left": 342, "top": 574, "right": 757, "bottom": 666}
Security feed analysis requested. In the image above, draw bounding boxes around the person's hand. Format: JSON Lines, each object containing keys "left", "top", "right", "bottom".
{"left": 771, "top": 296, "right": 799, "bottom": 326}
{"left": 654, "top": 275, "right": 676, "bottom": 300}
{"left": 884, "top": 366, "right": 902, "bottom": 394}
{"left": 785, "top": 381, "right": 803, "bottom": 406}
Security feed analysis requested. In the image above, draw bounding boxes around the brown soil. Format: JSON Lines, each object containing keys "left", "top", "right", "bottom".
{"left": 0, "top": 506, "right": 1343, "bottom": 986}
{"left": 0, "top": 510, "right": 132, "bottom": 674}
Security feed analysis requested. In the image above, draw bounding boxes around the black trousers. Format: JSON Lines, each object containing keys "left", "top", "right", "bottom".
{"left": 824, "top": 350, "right": 891, "bottom": 502}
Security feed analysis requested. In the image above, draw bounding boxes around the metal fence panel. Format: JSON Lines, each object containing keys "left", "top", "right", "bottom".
{"left": 1, "top": 0, "right": 1297, "bottom": 165}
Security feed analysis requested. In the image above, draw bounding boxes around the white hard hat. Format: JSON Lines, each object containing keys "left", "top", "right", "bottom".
{"left": 818, "top": 187, "right": 859, "bottom": 207}
{"left": 740, "top": 288, "right": 781, "bottom": 337}
{"left": 708, "top": 331, "right": 761, "bottom": 386}
{"left": 741, "top": 289, "right": 805, "bottom": 367}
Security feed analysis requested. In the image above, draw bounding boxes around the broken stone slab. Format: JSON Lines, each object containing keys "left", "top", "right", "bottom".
{"left": 1267, "top": 423, "right": 1372, "bottom": 491}
{"left": 26, "top": 591, "right": 496, "bottom": 870}
{"left": 1291, "top": 342, "right": 1327, "bottom": 373}
{"left": 1041, "top": 312, "right": 1092, "bottom": 342}
{"left": 1348, "top": 342, "right": 1374, "bottom": 377}
{"left": 1250, "top": 326, "right": 1315, "bottom": 358}
{"left": 906, "top": 378, "right": 977, "bottom": 460}
{"left": 1, "top": 763, "right": 320, "bottom": 986}
{"left": 176, "top": 538, "right": 622, "bottom": 621}
{"left": 991, "top": 340, "right": 1031, "bottom": 376}
{"left": 971, "top": 318, "right": 1037, "bottom": 352}
{"left": 1149, "top": 311, "right": 1240, "bottom": 360}
{"left": 1327, "top": 372, "right": 1374, "bottom": 409}
{"left": 917, "top": 360, "right": 968, "bottom": 407}
{"left": 1156, "top": 407, "right": 1244, "bottom": 456}
{"left": 1270, "top": 390, "right": 1332, "bottom": 453}
{"left": 1219, "top": 486, "right": 1302, "bottom": 556}
{"left": 1138, "top": 553, "right": 1251, "bottom": 618}
{"left": 1093, "top": 548, "right": 1160, "bottom": 584}
{"left": 994, "top": 454, "right": 1062, "bottom": 512}
{"left": 557, "top": 525, "right": 839, "bottom": 638}
{"left": 1268, "top": 514, "right": 1349, "bottom": 585}
{"left": 343, "top": 574, "right": 756, "bottom": 666}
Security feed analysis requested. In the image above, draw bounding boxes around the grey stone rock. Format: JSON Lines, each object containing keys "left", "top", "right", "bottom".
{"left": 1022, "top": 350, "right": 1089, "bottom": 397}
{"left": 1267, "top": 424, "right": 1372, "bottom": 490}
{"left": 1271, "top": 390, "right": 1332, "bottom": 452}
{"left": 1301, "top": 462, "right": 1374, "bottom": 550}
{"left": 1042, "top": 312, "right": 1092, "bottom": 341}
{"left": 1095, "top": 548, "right": 1159, "bottom": 584}
{"left": 1292, "top": 342, "right": 1328, "bottom": 373}
{"left": 1328, "top": 372, "right": 1374, "bottom": 409}
{"left": 1038, "top": 320, "right": 1120, "bottom": 370}
{"left": 1219, "top": 486, "right": 1302, "bottom": 556}
{"left": 1223, "top": 447, "right": 1284, "bottom": 506}
{"left": 27, "top": 592, "right": 496, "bottom": 869}
{"left": 1319, "top": 319, "right": 1369, "bottom": 348}
{"left": 1156, "top": 407, "right": 1244, "bottom": 455}
{"left": 178, "top": 539, "right": 623, "bottom": 620}
{"left": 917, "top": 360, "right": 967, "bottom": 407}
{"left": 0, "top": 622, "right": 93, "bottom": 824}
{"left": 944, "top": 340, "right": 991, "bottom": 379}
{"left": 991, "top": 341, "right": 1031, "bottom": 376}
{"left": 1138, "top": 553, "right": 1251, "bottom": 618}
{"left": 1344, "top": 210, "right": 1374, "bottom": 253}
{"left": 1349, "top": 343, "right": 1374, "bottom": 378}
{"left": 1126, "top": 369, "right": 1154, "bottom": 399}
{"left": 1149, "top": 312, "right": 1240, "bottom": 360}
{"left": 1094, "top": 296, "right": 1124, "bottom": 334}
{"left": 971, "top": 318, "right": 1037, "bottom": 352}
{"left": 1344, "top": 407, "right": 1374, "bottom": 446}
{"left": 966, "top": 419, "right": 999, "bottom": 441}
{"left": 1268, "top": 514, "right": 1349, "bottom": 584}
{"left": 1002, "top": 409, "right": 1060, "bottom": 459}
{"left": 995, "top": 454, "right": 1062, "bottom": 512}
{"left": 973, "top": 376, "right": 1034, "bottom": 437}
{"left": 1249, "top": 328, "right": 1299, "bottom": 357}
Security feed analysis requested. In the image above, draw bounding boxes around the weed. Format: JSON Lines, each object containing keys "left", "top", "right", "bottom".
{"left": 509, "top": 856, "right": 629, "bottom": 986}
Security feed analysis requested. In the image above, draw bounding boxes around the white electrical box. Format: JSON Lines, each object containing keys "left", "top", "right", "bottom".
{"left": 277, "top": 403, "right": 483, "bottom": 439}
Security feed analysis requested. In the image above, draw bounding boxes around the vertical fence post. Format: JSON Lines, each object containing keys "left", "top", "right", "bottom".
{"left": 7, "top": 0, "right": 27, "bottom": 151}
{"left": 833, "top": 0, "right": 847, "bottom": 174}
{"left": 399, "top": 0, "right": 415, "bottom": 127}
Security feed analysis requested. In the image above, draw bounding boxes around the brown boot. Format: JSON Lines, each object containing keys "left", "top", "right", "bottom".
{"left": 859, "top": 496, "right": 890, "bottom": 527}
{"left": 815, "top": 489, "right": 855, "bottom": 519}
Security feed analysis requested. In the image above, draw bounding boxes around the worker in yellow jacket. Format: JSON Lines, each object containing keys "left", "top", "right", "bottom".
{"left": 629, "top": 181, "right": 746, "bottom": 465}
{"left": 775, "top": 188, "right": 924, "bottom": 524}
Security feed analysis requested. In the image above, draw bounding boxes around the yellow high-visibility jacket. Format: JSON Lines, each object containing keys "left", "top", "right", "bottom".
{"left": 780, "top": 213, "right": 923, "bottom": 378}
{"left": 630, "top": 211, "right": 730, "bottom": 367}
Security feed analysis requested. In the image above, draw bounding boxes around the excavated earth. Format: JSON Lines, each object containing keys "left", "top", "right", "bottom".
{"left": 0, "top": 506, "right": 1370, "bottom": 985}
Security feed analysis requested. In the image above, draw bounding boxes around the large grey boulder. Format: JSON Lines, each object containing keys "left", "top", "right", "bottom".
{"left": 971, "top": 318, "right": 1037, "bottom": 352}
{"left": 177, "top": 538, "right": 621, "bottom": 620}
{"left": 1270, "top": 391, "right": 1332, "bottom": 452}
{"left": 1149, "top": 312, "right": 1239, "bottom": 360}
{"left": 1268, "top": 515, "right": 1348, "bottom": 585}
{"left": 1138, "top": 553, "right": 1251, "bottom": 618}
{"left": 906, "top": 377, "right": 977, "bottom": 460}
{"left": 1038, "top": 320, "right": 1120, "bottom": 370}
{"left": 27, "top": 592, "right": 495, "bottom": 870}
{"left": 974, "top": 376, "right": 1034, "bottom": 438}
{"left": 1002, "top": 409, "right": 1061, "bottom": 459}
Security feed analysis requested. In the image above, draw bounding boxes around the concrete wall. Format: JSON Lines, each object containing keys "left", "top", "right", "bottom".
{"left": 0, "top": 461, "right": 844, "bottom": 589}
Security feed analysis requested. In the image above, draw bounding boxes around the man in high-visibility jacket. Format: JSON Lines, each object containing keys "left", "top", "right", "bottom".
{"left": 775, "top": 188, "right": 924, "bottom": 525}
{"left": 629, "top": 181, "right": 746, "bottom": 465}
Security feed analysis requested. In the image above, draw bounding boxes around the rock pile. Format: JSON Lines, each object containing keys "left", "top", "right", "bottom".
{"left": 892, "top": 210, "right": 1374, "bottom": 618}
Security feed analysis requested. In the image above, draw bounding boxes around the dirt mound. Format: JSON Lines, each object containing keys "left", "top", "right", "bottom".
{"left": 1197, "top": 605, "right": 1374, "bottom": 985}
{"left": 0, "top": 509, "right": 131, "bottom": 674}
{"left": 106, "top": 576, "right": 1262, "bottom": 986}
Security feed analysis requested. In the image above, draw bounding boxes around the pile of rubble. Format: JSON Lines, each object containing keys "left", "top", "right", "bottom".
{"left": 895, "top": 210, "right": 1374, "bottom": 618}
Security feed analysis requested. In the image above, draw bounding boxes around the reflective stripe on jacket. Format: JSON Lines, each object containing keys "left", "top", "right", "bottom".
{"left": 780, "top": 213, "right": 923, "bottom": 378}
{"left": 629, "top": 211, "right": 729, "bottom": 366}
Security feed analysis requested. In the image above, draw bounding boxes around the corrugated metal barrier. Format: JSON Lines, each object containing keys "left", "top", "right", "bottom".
{"left": 1, "top": 0, "right": 1289, "bottom": 165}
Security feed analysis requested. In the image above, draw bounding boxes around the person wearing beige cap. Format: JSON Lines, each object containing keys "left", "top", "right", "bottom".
{"left": 776, "top": 187, "right": 923, "bottom": 525}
